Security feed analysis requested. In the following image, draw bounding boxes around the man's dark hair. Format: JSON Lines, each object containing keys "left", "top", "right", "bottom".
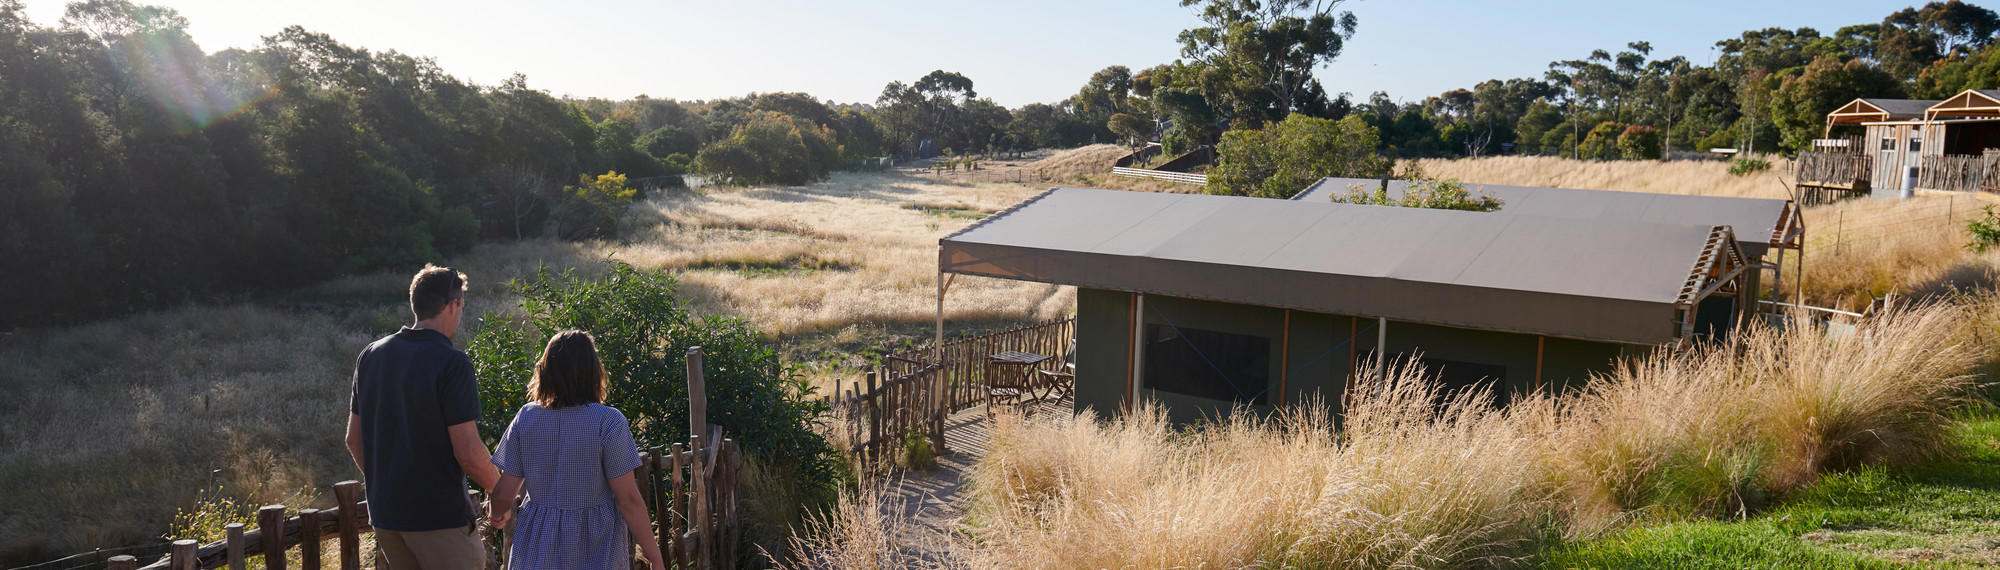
{"left": 409, "top": 264, "right": 468, "bottom": 320}
{"left": 530, "top": 330, "right": 608, "bottom": 408}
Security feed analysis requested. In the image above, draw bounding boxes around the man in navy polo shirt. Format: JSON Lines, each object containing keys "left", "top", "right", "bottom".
{"left": 346, "top": 265, "right": 498, "bottom": 568}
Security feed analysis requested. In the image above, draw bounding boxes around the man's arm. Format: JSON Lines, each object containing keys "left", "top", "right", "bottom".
{"left": 345, "top": 412, "right": 365, "bottom": 473}
{"left": 448, "top": 420, "right": 498, "bottom": 493}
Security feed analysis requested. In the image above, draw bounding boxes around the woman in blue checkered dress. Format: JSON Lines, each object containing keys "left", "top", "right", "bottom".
{"left": 488, "top": 331, "right": 665, "bottom": 570}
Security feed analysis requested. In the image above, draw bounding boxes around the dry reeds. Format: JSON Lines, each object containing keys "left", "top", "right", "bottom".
{"left": 785, "top": 301, "right": 1985, "bottom": 568}
{"left": 963, "top": 362, "right": 1552, "bottom": 569}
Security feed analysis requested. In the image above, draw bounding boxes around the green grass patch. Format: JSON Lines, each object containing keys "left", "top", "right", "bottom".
{"left": 684, "top": 253, "right": 858, "bottom": 276}
{"left": 1544, "top": 417, "right": 2000, "bottom": 568}
{"left": 902, "top": 202, "right": 993, "bottom": 220}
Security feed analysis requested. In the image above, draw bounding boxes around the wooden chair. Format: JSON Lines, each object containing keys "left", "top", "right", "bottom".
{"left": 1035, "top": 339, "right": 1077, "bottom": 401}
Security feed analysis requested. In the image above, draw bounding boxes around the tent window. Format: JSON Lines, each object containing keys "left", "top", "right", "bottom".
{"left": 1882, "top": 137, "right": 1896, "bottom": 151}
{"left": 1143, "top": 324, "right": 1270, "bottom": 404}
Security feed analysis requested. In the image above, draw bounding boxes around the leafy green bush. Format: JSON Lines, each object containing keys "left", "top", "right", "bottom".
{"left": 1728, "top": 156, "right": 1772, "bottom": 176}
{"left": 899, "top": 427, "right": 936, "bottom": 470}
{"left": 1967, "top": 205, "right": 2000, "bottom": 253}
{"left": 1332, "top": 178, "right": 1503, "bottom": 212}
{"left": 694, "top": 111, "right": 839, "bottom": 186}
{"left": 553, "top": 171, "right": 637, "bottom": 240}
{"left": 1617, "top": 125, "right": 1662, "bottom": 160}
{"left": 1579, "top": 121, "right": 1626, "bottom": 160}
{"left": 1207, "top": 114, "right": 1391, "bottom": 198}
{"left": 467, "top": 260, "right": 839, "bottom": 492}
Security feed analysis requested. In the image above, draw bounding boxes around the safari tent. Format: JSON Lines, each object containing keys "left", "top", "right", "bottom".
{"left": 936, "top": 187, "right": 1755, "bottom": 421}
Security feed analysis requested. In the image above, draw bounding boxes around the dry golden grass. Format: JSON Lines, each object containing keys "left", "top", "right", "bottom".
{"left": 794, "top": 301, "right": 1986, "bottom": 568}
{"left": 1413, "top": 155, "right": 1798, "bottom": 198}
{"left": 0, "top": 305, "right": 365, "bottom": 563}
{"left": 0, "top": 152, "right": 1095, "bottom": 563}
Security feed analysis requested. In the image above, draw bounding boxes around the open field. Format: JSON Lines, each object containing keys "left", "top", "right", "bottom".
{"left": 0, "top": 152, "right": 1096, "bottom": 565}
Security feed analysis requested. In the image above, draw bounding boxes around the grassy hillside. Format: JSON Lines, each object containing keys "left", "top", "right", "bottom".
{"left": 0, "top": 150, "right": 1106, "bottom": 564}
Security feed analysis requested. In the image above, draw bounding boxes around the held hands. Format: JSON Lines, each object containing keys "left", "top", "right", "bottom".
{"left": 487, "top": 500, "right": 513, "bottom": 530}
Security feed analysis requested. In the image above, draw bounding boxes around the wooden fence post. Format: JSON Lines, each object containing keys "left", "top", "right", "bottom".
{"left": 332, "top": 481, "right": 361, "bottom": 570}
{"left": 109, "top": 555, "right": 138, "bottom": 570}
{"left": 258, "top": 505, "right": 287, "bottom": 570}
{"left": 299, "top": 509, "right": 321, "bottom": 570}
{"left": 170, "top": 539, "right": 198, "bottom": 570}
{"left": 687, "top": 346, "right": 706, "bottom": 443}
{"left": 226, "top": 522, "right": 247, "bottom": 570}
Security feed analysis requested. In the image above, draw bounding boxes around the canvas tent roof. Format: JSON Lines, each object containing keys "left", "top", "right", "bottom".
{"left": 1290, "top": 178, "right": 1796, "bottom": 257}
{"left": 941, "top": 188, "right": 1743, "bottom": 345}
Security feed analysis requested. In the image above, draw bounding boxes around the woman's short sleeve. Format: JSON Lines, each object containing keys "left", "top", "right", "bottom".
{"left": 491, "top": 405, "right": 530, "bottom": 477}
{"left": 601, "top": 407, "right": 643, "bottom": 479}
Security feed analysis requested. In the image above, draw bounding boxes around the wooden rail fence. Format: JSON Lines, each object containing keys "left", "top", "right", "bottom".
{"left": 1111, "top": 166, "right": 1207, "bottom": 185}
{"left": 819, "top": 364, "right": 946, "bottom": 458}
{"left": 112, "top": 347, "right": 743, "bottom": 570}
{"left": 818, "top": 316, "right": 1076, "bottom": 459}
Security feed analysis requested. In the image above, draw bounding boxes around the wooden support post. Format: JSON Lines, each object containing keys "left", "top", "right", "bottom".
{"left": 670, "top": 442, "right": 687, "bottom": 567}
{"left": 686, "top": 346, "right": 706, "bottom": 443}
{"left": 865, "top": 370, "right": 879, "bottom": 456}
{"left": 1534, "top": 336, "right": 1546, "bottom": 394}
{"left": 171, "top": 540, "right": 199, "bottom": 570}
{"left": 1375, "top": 317, "right": 1388, "bottom": 378}
{"left": 690, "top": 434, "right": 710, "bottom": 570}
{"left": 226, "top": 522, "right": 247, "bottom": 570}
{"left": 299, "top": 509, "right": 321, "bottom": 570}
{"left": 332, "top": 481, "right": 361, "bottom": 570}
{"left": 109, "top": 555, "right": 138, "bottom": 570}
{"left": 1128, "top": 293, "right": 1145, "bottom": 413}
{"left": 258, "top": 505, "right": 287, "bottom": 570}
{"left": 1279, "top": 309, "right": 1291, "bottom": 407}
{"left": 1346, "top": 316, "right": 1358, "bottom": 400}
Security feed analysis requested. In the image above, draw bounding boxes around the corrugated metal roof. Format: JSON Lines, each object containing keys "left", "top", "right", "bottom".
{"left": 1291, "top": 178, "right": 1791, "bottom": 257}
{"left": 1859, "top": 98, "right": 1940, "bottom": 119}
{"left": 942, "top": 188, "right": 1739, "bottom": 345}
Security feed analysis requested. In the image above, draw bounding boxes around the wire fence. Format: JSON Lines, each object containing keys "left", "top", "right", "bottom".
{"left": 1809, "top": 196, "right": 1986, "bottom": 256}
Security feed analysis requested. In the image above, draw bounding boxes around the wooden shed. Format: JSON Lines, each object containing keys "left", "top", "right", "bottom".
{"left": 1804, "top": 90, "right": 2000, "bottom": 196}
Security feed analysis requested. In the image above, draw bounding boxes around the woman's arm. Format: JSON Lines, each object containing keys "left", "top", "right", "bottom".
{"left": 488, "top": 473, "right": 523, "bottom": 529}
{"left": 609, "top": 472, "right": 665, "bottom": 570}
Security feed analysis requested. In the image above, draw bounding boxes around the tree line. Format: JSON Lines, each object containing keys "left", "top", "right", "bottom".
{"left": 8, "top": 0, "right": 1996, "bottom": 326}
{"left": 0, "top": 0, "right": 1126, "bottom": 328}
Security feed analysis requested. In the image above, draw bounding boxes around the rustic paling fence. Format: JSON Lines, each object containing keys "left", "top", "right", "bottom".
{"left": 1794, "top": 150, "right": 1871, "bottom": 201}
{"left": 110, "top": 347, "right": 743, "bottom": 570}
{"left": 1917, "top": 154, "right": 1987, "bottom": 193}
{"left": 818, "top": 316, "right": 1076, "bottom": 458}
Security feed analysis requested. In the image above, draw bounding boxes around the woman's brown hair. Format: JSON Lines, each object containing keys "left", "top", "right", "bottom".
{"left": 529, "top": 330, "right": 608, "bottom": 408}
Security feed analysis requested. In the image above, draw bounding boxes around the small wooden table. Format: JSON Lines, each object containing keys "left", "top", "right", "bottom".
{"left": 986, "top": 350, "right": 1054, "bottom": 411}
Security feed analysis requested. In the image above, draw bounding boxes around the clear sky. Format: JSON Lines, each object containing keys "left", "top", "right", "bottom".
{"left": 17, "top": 0, "right": 1976, "bottom": 107}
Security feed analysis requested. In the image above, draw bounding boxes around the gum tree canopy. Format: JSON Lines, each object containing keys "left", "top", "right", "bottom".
{"left": 1175, "top": 0, "right": 1359, "bottom": 126}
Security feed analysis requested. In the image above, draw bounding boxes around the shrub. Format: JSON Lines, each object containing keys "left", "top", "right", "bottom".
{"left": 1727, "top": 156, "right": 1771, "bottom": 176}
{"left": 694, "top": 111, "right": 839, "bottom": 186}
{"left": 899, "top": 427, "right": 936, "bottom": 471}
{"left": 1579, "top": 121, "right": 1626, "bottom": 160}
{"left": 1967, "top": 205, "right": 2000, "bottom": 254}
{"left": 467, "top": 260, "right": 839, "bottom": 496}
{"left": 1207, "top": 114, "right": 1391, "bottom": 198}
{"left": 1332, "top": 178, "right": 1503, "bottom": 212}
{"left": 553, "top": 171, "right": 637, "bottom": 240}
{"left": 1616, "top": 125, "right": 1661, "bottom": 160}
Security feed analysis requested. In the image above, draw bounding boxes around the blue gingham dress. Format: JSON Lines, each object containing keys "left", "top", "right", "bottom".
{"left": 492, "top": 403, "right": 644, "bottom": 570}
